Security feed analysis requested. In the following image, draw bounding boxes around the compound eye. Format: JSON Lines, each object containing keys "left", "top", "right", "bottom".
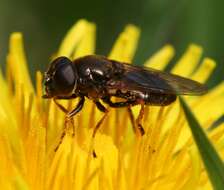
{"left": 53, "top": 57, "right": 76, "bottom": 93}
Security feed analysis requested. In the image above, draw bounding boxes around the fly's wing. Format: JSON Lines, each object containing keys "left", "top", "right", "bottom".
{"left": 108, "top": 61, "right": 207, "bottom": 95}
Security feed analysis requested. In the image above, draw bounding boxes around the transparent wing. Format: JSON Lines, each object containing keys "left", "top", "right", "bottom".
{"left": 109, "top": 60, "right": 207, "bottom": 95}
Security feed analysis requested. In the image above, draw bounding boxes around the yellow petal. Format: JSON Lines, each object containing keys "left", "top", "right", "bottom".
{"left": 194, "top": 82, "right": 224, "bottom": 125}
{"left": 8, "top": 33, "right": 34, "bottom": 96}
{"left": 58, "top": 19, "right": 90, "bottom": 57}
{"left": 72, "top": 22, "right": 96, "bottom": 58}
{"left": 191, "top": 58, "right": 216, "bottom": 83}
{"left": 181, "top": 147, "right": 202, "bottom": 190}
{"left": 109, "top": 24, "right": 140, "bottom": 62}
{"left": 172, "top": 44, "right": 202, "bottom": 77}
{"left": 144, "top": 44, "right": 175, "bottom": 70}
{"left": 25, "top": 124, "right": 46, "bottom": 190}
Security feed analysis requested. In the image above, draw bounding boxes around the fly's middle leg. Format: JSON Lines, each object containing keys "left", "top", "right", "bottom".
{"left": 92, "top": 100, "right": 109, "bottom": 157}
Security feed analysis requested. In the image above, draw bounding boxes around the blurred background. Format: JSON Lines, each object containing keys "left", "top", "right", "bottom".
{"left": 0, "top": 0, "right": 223, "bottom": 87}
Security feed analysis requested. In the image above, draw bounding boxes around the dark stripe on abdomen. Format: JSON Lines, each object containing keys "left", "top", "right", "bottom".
{"left": 144, "top": 93, "right": 176, "bottom": 106}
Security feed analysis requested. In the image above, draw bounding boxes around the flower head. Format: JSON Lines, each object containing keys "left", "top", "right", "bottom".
{"left": 0, "top": 19, "right": 224, "bottom": 190}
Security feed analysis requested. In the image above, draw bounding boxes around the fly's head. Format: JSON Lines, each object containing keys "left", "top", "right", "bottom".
{"left": 43, "top": 56, "right": 78, "bottom": 98}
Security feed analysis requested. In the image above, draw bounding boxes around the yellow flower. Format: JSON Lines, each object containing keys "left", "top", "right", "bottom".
{"left": 0, "top": 19, "right": 224, "bottom": 190}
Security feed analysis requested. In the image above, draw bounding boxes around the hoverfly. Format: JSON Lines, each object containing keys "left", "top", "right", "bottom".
{"left": 43, "top": 55, "right": 207, "bottom": 136}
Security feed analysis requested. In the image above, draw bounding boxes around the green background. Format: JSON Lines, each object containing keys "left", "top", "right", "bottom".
{"left": 0, "top": 0, "right": 223, "bottom": 86}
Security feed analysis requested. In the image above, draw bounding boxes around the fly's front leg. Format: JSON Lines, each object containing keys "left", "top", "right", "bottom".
{"left": 67, "top": 96, "right": 85, "bottom": 118}
{"left": 53, "top": 98, "right": 69, "bottom": 113}
{"left": 53, "top": 98, "right": 70, "bottom": 151}
{"left": 53, "top": 94, "right": 77, "bottom": 114}
{"left": 54, "top": 96, "right": 85, "bottom": 152}
{"left": 66, "top": 96, "right": 85, "bottom": 136}
{"left": 53, "top": 94, "right": 78, "bottom": 113}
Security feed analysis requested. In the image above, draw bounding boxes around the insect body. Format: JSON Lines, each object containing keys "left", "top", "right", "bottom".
{"left": 43, "top": 55, "right": 207, "bottom": 135}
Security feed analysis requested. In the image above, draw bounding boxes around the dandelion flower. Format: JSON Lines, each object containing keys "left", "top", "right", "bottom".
{"left": 0, "top": 19, "right": 224, "bottom": 190}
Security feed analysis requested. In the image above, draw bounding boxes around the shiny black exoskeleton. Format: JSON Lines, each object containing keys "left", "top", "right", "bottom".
{"left": 43, "top": 55, "right": 207, "bottom": 135}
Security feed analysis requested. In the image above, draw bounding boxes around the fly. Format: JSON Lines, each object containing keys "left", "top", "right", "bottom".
{"left": 43, "top": 55, "right": 207, "bottom": 137}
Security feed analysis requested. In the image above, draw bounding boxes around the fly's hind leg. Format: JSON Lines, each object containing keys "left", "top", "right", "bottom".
{"left": 136, "top": 102, "right": 145, "bottom": 136}
{"left": 103, "top": 96, "right": 145, "bottom": 136}
{"left": 127, "top": 104, "right": 145, "bottom": 137}
{"left": 127, "top": 106, "right": 137, "bottom": 134}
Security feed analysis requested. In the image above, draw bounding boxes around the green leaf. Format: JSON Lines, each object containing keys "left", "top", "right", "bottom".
{"left": 179, "top": 97, "right": 224, "bottom": 190}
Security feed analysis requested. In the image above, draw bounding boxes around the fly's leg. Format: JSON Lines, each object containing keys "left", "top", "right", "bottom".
{"left": 92, "top": 100, "right": 108, "bottom": 139}
{"left": 54, "top": 96, "right": 78, "bottom": 136}
{"left": 53, "top": 94, "right": 78, "bottom": 114}
{"left": 127, "top": 105, "right": 145, "bottom": 137}
{"left": 54, "top": 117, "right": 76, "bottom": 152}
{"left": 66, "top": 96, "right": 85, "bottom": 136}
{"left": 53, "top": 97, "right": 85, "bottom": 151}
{"left": 92, "top": 100, "right": 108, "bottom": 157}
{"left": 136, "top": 103, "right": 145, "bottom": 136}
{"left": 53, "top": 98, "right": 68, "bottom": 113}
{"left": 127, "top": 106, "right": 137, "bottom": 134}
{"left": 67, "top": 97, "right": 85, "bottom": 118}
{"left": 53, "top": 98, "right": 69, "bottom": 152}
{"left": 103, "top": 96, "right": 145, "bottom": 136}
{"left": 94, "top": 100, "right": 107, "bottom": 112}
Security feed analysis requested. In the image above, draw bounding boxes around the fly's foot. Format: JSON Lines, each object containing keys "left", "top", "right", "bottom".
{"left": 92, "top": 150, "right": 97, "bottom": 158}
{"left": 137, "top": 123, "right": 145, "bottom": 136}
{"left": 54, "top": 116, "right": 75, "bottom": 152}
{"left": 65, "top": 115, "right": 75, "bottom": 137}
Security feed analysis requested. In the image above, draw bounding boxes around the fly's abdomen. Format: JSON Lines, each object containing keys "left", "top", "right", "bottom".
{"left": 143, "top": 92, "right": 176, "bottom": 106}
